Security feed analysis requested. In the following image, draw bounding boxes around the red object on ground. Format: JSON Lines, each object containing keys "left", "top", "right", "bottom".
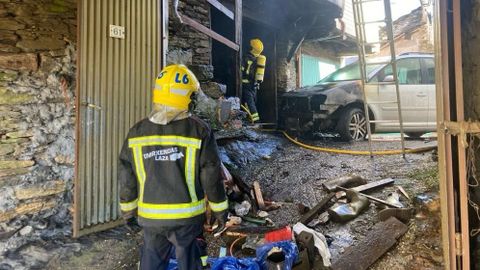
{"left": 264, "top": 226, "right": 293, "bottom": 243}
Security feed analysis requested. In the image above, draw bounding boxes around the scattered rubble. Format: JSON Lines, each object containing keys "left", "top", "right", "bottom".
{"left": 328, "top": 190, "right": 370, "bottom": 223}
{"left": 323, "top": 175, "right": 367, "bottom": 192}
{"left": 0, "top": 121, "right": 441, "bottom": 269}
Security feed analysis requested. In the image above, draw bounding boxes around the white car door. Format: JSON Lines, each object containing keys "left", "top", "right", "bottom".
{"left": 421, "top": 57, "right": 437, "bottom": 130}
{"left": 366, "top": 58, "right": 429, "bottom": 132}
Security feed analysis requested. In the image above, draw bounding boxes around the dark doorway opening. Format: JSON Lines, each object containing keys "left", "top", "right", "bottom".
{"left": 211, "top": 6, "right": 237, "bottom": 97}
{"left": 211, "top": 7, "right": 278, "bottom": 124}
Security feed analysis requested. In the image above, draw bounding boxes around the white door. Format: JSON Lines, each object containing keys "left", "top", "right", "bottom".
{"left": 421, "top": 57, "right": 437, "bottom": 129}
{"left": 367, "top": 58, "right": 429, "bottom": 132}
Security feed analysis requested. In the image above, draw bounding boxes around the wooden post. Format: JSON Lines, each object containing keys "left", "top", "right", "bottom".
{"left": 235, "top": 0, "right": 242, "bottom": 98}
{"left": 452, "top": 0, "right": 470, "bottom": 267}
{"left": 436, "top": 0, "right": 460, "bottom": 268}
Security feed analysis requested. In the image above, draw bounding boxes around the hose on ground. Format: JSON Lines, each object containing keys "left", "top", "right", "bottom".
{"left": 238, "top": 106, "right": 435, "bottom": 155}
{"left": 282, "top": 131, "right": 437, "bottom": 156}
{"left": 229, "top": 235, "right": 246, "bottom": 256}
{"left": 240, "top": 104, "right": 255, "bottom": 124}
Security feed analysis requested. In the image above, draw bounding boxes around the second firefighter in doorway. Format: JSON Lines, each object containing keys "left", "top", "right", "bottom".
{"left": 242, "top": 38, "right": 267, "bottom": 123}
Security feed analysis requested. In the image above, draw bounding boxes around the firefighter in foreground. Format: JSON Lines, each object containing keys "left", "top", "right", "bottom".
{"left": 118, "top": 64, "right": 228, "bottom": 270}
{"left": 242, "top": 38, "right": 267, "bottom": 123}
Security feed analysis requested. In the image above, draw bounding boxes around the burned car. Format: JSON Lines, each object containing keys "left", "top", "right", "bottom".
{"left": 279, "top": 53, "right": 436, "bottom": 141}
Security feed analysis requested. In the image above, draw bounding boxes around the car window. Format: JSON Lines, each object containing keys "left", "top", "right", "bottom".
{"left": 320, "top": 62, "right": 383, "bottom": 83}
{"left": 423, "top": 58, "right": 435, "bottom": 84}
{"left": 320, "top": 63, "right": 361, "bottom": 82}
{"left": 371, "top": 58, "right": 422, "bottom": 84}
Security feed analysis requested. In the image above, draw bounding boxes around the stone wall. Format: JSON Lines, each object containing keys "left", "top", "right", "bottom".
{"left": 377, "top": 24, "right": 434, "bottom": 57}
{"left": 167, "top": 0, "right": 211, "bottom": 65}
{"left": 0, "top": 0, "right": 77, "bottom": 258}
{"left": 276, "top": 38, "right": 298, "bottom": 92}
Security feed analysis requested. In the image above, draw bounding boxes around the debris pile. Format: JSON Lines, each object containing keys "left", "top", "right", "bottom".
{"left": 198, "top": 170, "right": 416, "bottom": 270}
{"left": 190, "top": 64, "right": 246, "bottom": 131}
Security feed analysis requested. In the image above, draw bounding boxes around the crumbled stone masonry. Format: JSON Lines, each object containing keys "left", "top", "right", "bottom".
{"left": 167, "top": 0, "right": 211, "bottom": 66}
{"left": 0, "top": 0, "right": 77, "bottom": 266}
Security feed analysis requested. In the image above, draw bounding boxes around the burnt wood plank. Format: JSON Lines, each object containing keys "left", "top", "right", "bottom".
{"left": 331, "top": 217, "right": 408, "bottom": 270}
{"left": 351, "top": 178, "right": 395, "bottom": 193}
{"left": 298, "top": 193, "right": 335, "bottom": 225}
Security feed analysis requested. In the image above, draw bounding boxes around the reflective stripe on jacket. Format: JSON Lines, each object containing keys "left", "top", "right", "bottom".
{"left": 119, "top": 116, "right": 228, "bottom": 227}
{"left": 241, "top": 53, "right": 257, "bottom": 84}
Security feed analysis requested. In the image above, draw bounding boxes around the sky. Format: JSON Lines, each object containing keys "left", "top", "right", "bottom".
{"left": 362, "top": 0, "right": 423, "bottom": 42}
{"left": 390, "top": 0, "right": 423, "bottom": 20}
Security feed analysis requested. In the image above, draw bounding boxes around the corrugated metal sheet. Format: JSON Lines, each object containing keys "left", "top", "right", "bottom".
{"left": 75, "top": 0, "right": 162, "bottom": 237}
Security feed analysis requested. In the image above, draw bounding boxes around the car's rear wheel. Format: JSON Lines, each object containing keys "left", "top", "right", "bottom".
{"left": 337, "top": 107, "right": 368, "bottom": 141}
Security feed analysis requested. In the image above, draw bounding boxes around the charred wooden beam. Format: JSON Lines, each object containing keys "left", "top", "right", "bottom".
{"left": 286, "top": 15, "right": 318, "bottom": 63}
{"left": 235, "top": 0, "right": 242, "bottom": 98}
{"left": 179, "top": 15, "right": 239, "bottom": 51}
{"left": 299, "top": 192, "right": 335, "bottom": 225}
{"left": 350, "top": 178, "right": 395, "bottom": 193}
{"left": 331, "top": 217, "right": 408, "bottom": 270}
{"left": 207, "top": 0, "right": 234, "bottom": 20}
{"left": 253, "top": 181, "right": 266, "bottom": 210}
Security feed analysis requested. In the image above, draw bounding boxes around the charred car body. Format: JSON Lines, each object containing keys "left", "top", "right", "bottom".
{"left": 279, "top": 53, "right": 436, "bottom": 141}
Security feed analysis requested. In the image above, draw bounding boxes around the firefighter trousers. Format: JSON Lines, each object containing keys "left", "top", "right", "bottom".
{"left": 140, "top": 224, "right": 207, "bottom": 270}
{"left": 242, "top": 84, "right": 259, "bottom": 121}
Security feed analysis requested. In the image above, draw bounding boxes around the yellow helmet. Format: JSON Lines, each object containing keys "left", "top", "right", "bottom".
{"left": 152, "top": 64, "right": 200, "bottom": 110}
{"left": 250, "top": 38, "right": 264, "bottom": 57}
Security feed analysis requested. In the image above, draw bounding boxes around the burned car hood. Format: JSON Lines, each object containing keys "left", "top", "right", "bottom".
{"left": 282, "top": 81, "right": 362, "bottom": 97}
{"left": 280, "top": 80, "right": 364, "bottom": 112}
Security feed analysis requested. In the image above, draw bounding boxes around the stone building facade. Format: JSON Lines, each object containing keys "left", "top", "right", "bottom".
{"left": 0, "top": 0, "right": 338, "bottom": 244}
{"left": 377, "top": 6, "right": 434, "bottom": 57}
{"left": 0, "top": 0, "right": 214, "bottom": 225}
{"left": 167, "top": 0, "right": 211, "bottom": 65}
{"left": 0, "top": 1, "right": 216, "bottom": 266}
{"left": 0, "top": 0, "right": 77, "bottom": 232}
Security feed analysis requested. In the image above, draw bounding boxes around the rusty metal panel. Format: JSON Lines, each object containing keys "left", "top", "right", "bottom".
{"left": 75, "top": 0, "right": 162, "bottom": 237}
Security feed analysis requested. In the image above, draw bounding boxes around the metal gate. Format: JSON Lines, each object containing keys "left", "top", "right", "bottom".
{"left": 74, "top": 0, "right": 163, "bottom": 237}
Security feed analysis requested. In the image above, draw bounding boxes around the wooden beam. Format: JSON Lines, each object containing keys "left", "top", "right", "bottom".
{"left": 443, "top": 121, "right": 480, "bottom": 134}
{"left": 235, "top": 0, "right": 242, "bottom": 98}
{"left": 179, "top": 15, "right": 239, "bottom": 51}
{"left": 207, "top": 0, "right": 234, "bottom": 20}
{"left": 351, "top": 178, "right": 395, "bottom": 193}
{"left": 331, "top": 217, "right": 408, "bottom": 270}
{"left": 452, "top": 0, "right": 470, "bottom": 267}
{"left": 253, "top": 181, "right": 265, "bottom": 210}
{"left": 299, "top": 192, "right": 335, "bottom": 225}
{"left": 435, "top": 0, "right": 456, "bottom": 268}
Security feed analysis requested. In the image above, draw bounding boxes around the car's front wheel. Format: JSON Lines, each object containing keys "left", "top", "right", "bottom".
{"left": 337, "top": 107, "right": 368, "bottom": 141}
{"left": 405, "top": 132, "right": 425, "bottom": 139}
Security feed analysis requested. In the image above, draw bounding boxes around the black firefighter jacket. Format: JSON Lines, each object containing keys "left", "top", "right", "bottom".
{"left": 118, "top": 115, "right": 228, "bottom": 228}
{"left": 242, "top": 52, "right": 258, "bottom": 85}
